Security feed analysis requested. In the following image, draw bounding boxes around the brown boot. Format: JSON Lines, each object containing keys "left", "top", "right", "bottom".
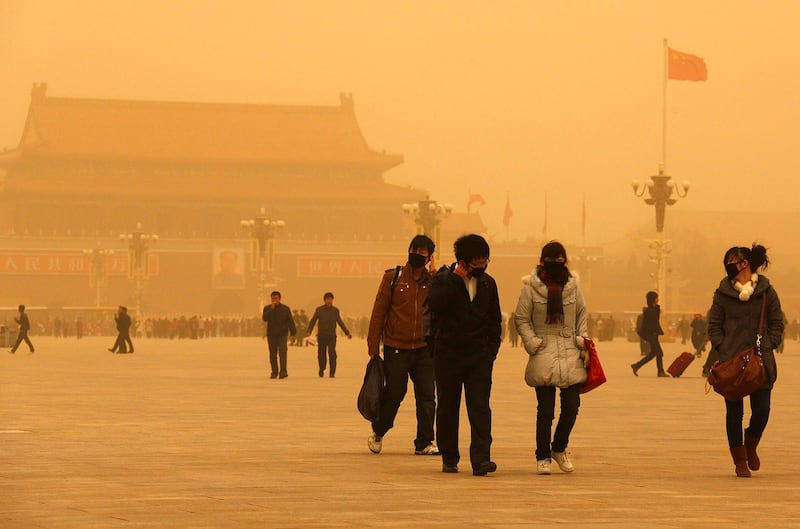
{"left": 744, "top": 433, "right": 761, "bottom": 471}
{"left": 730, "top": 446, "right": 751, "bottom": 477}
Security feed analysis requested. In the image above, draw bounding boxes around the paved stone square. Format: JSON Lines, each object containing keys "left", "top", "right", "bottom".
{"left": 2, "top": 336, "right": 800, "bottom": 528}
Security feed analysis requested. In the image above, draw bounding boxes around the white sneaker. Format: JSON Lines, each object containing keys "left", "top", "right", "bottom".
{"left": 368, "top": 432, "right": 383, "bottom": 454}
{"left": 414, "top": 442, "right": 440, "bottom": 455}
{"left": 537, "top": 458, "right": 551, "bottom": 475}
{"left": 552, "top": 451, "right": 574, "bottom": 472}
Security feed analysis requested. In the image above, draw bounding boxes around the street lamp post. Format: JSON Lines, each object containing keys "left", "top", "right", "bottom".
{"left": 83, "top": 243, "right": 114, "bottom": 307}
{"left": 401, "top": 196, "right": 453, "bottom": 251}
{"left": 241, "top": 208, "right": 285, "bottom": 310}
{"left": 119, "top": 223, "right": 158, "bottom": 315}
{"left": 632, "top": 167, "right": 689, "bottom": 308}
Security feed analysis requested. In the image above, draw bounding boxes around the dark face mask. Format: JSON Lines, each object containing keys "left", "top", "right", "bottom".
{"left": 542, "top": 261, "right": 567, "bottom": 279}
{"left": 469, "top": 266, "right": 487, "bottom": 278}
{"left": 725, "top": 262, "right": 741, "bottom": 280}
{"left": 408, "top": 252, "right": 427, "bottom": 269}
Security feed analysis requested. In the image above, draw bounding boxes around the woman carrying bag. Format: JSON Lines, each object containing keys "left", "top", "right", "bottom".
{"left": 515, "top": 241, "right": 589, "bottom": 475}
{"left": 707, "top": 244, "right": 784, "bottom": 477}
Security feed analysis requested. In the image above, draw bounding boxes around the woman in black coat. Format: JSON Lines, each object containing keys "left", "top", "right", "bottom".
{"left": 707, "top": 244, "right": 784, "bottom": 477}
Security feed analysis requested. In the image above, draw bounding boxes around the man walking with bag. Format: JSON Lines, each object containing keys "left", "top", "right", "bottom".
{"left": 366, "top": 235, "right": 439, "bottom": 456}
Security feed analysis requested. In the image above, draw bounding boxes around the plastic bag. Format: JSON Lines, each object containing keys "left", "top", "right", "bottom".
{"left": 357, "top": 356, "right": 385, "bottom": 422}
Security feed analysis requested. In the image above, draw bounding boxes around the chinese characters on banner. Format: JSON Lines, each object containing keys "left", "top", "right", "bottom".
{"left": 297, "top": 256, "right": 400, "bottom": 277}
{"left": 0, "top": 253, "right": 159, "bottom": 275}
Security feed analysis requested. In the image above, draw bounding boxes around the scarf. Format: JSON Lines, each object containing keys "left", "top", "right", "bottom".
{"left": 733, "top": 273, "right": 759, "bottom": 301}
{"left": 538, "top": 267, "right": 568, "bottom": 324}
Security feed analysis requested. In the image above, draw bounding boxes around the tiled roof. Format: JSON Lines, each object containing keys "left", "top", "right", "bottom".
{"left": 11, "top": 84, "right": 402, "bottom": 169}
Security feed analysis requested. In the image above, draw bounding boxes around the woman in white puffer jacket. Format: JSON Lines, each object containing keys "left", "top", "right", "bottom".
{"left": 515, "top": 241, "right": 589, "bottom": 475}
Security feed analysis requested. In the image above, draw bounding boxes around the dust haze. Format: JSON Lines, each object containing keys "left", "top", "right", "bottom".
{"left": 1, "top": 0, "right": 799, "bottom": 317}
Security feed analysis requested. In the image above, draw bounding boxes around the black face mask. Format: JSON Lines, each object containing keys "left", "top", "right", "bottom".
{"left": 408, "top": 253, "right": 427, "bottom": 269}
{"left": 469, "top": 266, "right": 487, "bottom": 278}
{"left": 725, "top": 262, "right": 741, "bottom": 280}
{"left": 542, "top": 261, "right": 566, "bottom": 276}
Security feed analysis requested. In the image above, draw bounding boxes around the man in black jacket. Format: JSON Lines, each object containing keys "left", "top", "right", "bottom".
{"left": 631, "top": 291, "right": 668, "bottom": 377}
{"left": 10, "top": 304, "right": 34, "bottom": 354}
{"left": 427, "top": 234, "right": 502, "bottom": 476}
{"left": 262, "top": 291, "right": 296, "bottom": 379}
{"left": 108, "top": 306, "right": 133, "bottom": 354}
{"left": 306, "top": 292, "right": 352, "bottom": 378}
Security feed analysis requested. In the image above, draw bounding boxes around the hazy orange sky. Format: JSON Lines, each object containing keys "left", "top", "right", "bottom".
{"left": 2, "top": 0, "right": 797, "bottom": 244}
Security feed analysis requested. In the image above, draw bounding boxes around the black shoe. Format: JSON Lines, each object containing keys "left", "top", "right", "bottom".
{"left": 329, "top": 374, "right": 335, "bottom": 378}
{"left": 442, "top": 464, "right": 459, "bottom": 474}
{"left": 473, "top": 461, "right": 497, "bottom": 476}
{"left": 279, "top": 373, "right": 288, "bottom": 379}
{"left": 657, "top": 371, "right": 671, "bottom": 378}
{"left": 630, "top": 363, "right": 639, "bottom": 377}
{"left": 318, "top": 370, "right": 324, "bottom": 377}
{"left": 270, "top": 373, "right": 278, "bottom": 379}
{"left": 107, "top": 348, "right": 115, "bottom": 352}
{"left": 8, "top": 349, "right": 15, "bottom": 354}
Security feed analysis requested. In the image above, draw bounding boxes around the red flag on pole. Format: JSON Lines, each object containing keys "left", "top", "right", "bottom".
{"left": 503, "top": 194, "right": 513, "bottom": 227}
{"left": 467, "top": 192, "right": 486, "bottom": 212}
{"left": 668, "top": 47, "right": 708, "bottom": 81}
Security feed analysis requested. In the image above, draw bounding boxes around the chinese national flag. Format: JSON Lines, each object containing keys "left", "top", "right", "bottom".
{"left": 668, "top": 47, "right": 708, "bottom": 81}
{"left": 467, "top": 192, "right": 486, "bottom": 211}
{"left": 502, "top": 194, "right": 513, "bottom": 227}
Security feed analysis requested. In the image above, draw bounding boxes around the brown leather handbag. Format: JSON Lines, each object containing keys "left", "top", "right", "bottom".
{"left": 707, "top": 296, "right": 767, "bottom": 401}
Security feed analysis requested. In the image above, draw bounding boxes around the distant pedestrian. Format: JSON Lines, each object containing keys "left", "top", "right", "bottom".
{"left": 9, "top": 304, "right": 34, "bottom": 354}
{"left": 631, "top": 291, "right": 669, "bottom": 377}
{"left": 108, "top": 306, "right": 133, "bottom": 353}
{"left": 677, "top": 316, "right": 690, "bottom": 345}
{"left": 690, "top": 313, "right": 708, "bottom": 357}
{"left": 262, "top": 291, "right": 296, "bottom": 379}
{"left": 508, "top": 313, "right": 519, "bottom": 347}
{"left": 306, "top": 292, "right": 352, "bottom": 378}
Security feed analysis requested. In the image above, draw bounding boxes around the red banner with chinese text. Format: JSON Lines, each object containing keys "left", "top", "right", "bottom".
{"left": 0, "top": 253, "right": 159, "bottom": 275}
{"left": 296, "top": 256, "right": 400, "bottom": 278}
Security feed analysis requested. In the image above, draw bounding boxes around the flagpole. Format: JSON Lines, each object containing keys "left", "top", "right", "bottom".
{"left": 662, "top": 38, "right": 668, "bottom": 174}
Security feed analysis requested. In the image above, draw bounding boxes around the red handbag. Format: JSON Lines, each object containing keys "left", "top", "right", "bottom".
{"left": 580, "top": 338, "right": 607, "bottom": 394}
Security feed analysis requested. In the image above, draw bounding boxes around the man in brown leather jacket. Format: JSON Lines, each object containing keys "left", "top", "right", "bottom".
{"left": 366, "top": 235, "right": 439, "bottom": 456}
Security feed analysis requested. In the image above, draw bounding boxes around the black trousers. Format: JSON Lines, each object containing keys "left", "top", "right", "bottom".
{"left": 12, "top": 330, "right": 34, "bottom": 352}
{"left": 372, "top": 346, "right": 436, "bottom": 451}
{"left": 317, "top": 335, "right": 337, "bottom": 375}
{"left": 111, "top": 332, "right": 134, "bottom": 353}
{"left": 725, "top": 387, "right": 771, "bottom": 447}
{"left": 267, "top": 334, "right": 289, "bottom": 376}
{"left": 534, "top": 384, "right": 581, "bottom": 460}
{"left": 633, "top": 337, "right": 664, "bottom": 372}
{"left": 435, "top": 352, "right": 494, "bottom": 470}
